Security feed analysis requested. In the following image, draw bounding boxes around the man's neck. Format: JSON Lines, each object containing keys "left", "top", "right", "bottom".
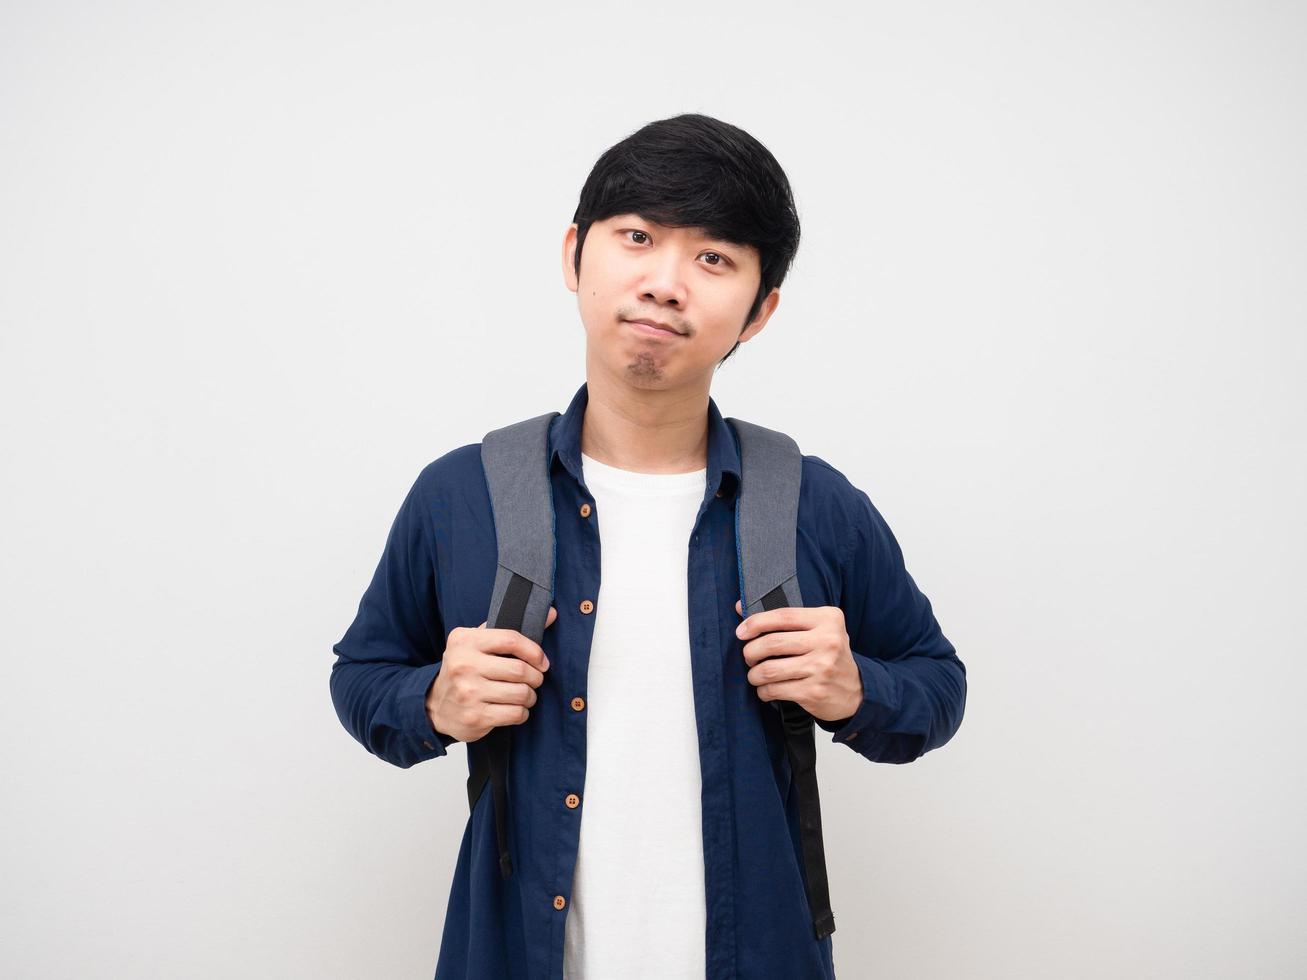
{"left": 579, "top": 375, "right": 710, "bottom": 475}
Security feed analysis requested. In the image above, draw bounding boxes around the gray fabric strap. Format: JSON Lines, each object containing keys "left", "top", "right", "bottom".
{"left": 469, "top": 411, "right": 560, "bottom": 879}
{"left": 482, "top": 412, "right": 560, "bottom": 646}
{"left": 727, "top": 418, "right": 804, "bottom": 617}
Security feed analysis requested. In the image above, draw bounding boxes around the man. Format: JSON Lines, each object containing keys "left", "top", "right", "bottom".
{"left": 330, "top": 112, "right": 966, "bottom": 980}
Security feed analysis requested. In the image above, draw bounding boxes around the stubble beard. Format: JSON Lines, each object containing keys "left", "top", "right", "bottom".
{"left": 625, "top": 350, "right": 666, "bottom": 384}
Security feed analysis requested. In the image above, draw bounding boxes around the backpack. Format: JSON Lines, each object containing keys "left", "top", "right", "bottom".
{"left": 465, "top": 410, "right": 836, "bottom": 941}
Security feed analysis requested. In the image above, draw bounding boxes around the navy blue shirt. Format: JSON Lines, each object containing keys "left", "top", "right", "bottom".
{"left": 330, "top": 381, "right": 966, "bottom": 979}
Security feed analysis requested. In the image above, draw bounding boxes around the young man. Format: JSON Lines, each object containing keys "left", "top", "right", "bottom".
{"left": 330, "top": 113, "right": 966, "bottom": 980}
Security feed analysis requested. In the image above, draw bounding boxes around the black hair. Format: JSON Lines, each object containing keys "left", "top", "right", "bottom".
{"left": 570, "top": 113, "right": 801, "bottom": 368}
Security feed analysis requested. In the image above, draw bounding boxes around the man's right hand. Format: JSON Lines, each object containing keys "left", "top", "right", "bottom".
{"left": 425, "top": 606, "right": 557, "bottom": 744}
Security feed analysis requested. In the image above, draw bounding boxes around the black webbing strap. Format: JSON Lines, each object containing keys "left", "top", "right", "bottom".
{"left": 762, "top": 583, "right": 837, "bottom": 941}
{"left": 465, "top": 569, "right": 534, "bottom": 879}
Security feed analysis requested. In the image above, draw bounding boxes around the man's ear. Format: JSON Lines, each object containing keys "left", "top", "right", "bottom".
{"left": 561, "top": 223, "right": 579, "bottom": 293}
{"left": 738, "top": 288, "right": 780, "bottom": 344}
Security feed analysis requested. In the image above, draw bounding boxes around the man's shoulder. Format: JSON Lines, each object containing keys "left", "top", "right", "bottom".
{"left": 799, "top": 452, "right": 870, "bottom": 512}
{"left": 796, "top": 452, "right": 880, "bottom": 564}
{"left": 729, "top": 417, "right": 868, "bottom": 513}
{"left": 411, "top": 441, "right": 487, "bottom": 503}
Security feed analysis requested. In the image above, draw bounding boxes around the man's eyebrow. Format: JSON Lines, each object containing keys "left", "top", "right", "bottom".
{"left": 680, "top": 225, "right": 743, "bottom": 250}
{"left": 696, "top": 230, "right": 737, "bottom": 247}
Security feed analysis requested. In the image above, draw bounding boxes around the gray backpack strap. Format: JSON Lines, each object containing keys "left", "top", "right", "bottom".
{"left": 727, "top": 417, "right": 837, "bottom": 942}
{"left": 468, "top": 410, "right": 560, "bottom": 880}
{"left": 728, "top": 419, "right": 805, "bottom": 615}
{"left": 482, "top": 412, "right": 560, "bottom": 647}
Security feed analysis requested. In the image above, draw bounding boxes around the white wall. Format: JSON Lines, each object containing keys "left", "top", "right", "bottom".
{"left": 2, "top": 2, "right": 1303, "bottom": 977}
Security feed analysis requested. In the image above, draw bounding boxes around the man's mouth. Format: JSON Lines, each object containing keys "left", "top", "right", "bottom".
{"left": 624, "top": 318, "right": 684, "bottom": 338}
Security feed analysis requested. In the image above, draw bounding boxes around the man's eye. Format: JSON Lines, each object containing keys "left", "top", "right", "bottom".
{"left": 623, "top": 230, "right": 728, "bottom": 268}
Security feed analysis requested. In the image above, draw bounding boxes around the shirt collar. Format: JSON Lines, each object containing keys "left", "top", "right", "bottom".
{"left": 549, "top": 381, "right": 741, "bottom": 498}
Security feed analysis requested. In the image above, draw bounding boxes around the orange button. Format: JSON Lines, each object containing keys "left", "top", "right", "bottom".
{"left": 422, "top": 740, "right": 435, "bottom": 750}
{"left": 579, "top": 599, "right": 594, "bottom": 614}
{"left": 553, "top": 895, "right": 567, "bottom": 910}
{"left": 715, "top": 488, "right": 724, "bottom": 498}
{"left": 847, "top": 732, "right": 860, "bottom": 741}
{"left": 571, "top": 696, "right": 585, "bottom": 711}
{"left": 579, "top": 503, "right": 592, "bottom": 517}
{"left": 565, "top": 793, "right": 580, "bottom": 809}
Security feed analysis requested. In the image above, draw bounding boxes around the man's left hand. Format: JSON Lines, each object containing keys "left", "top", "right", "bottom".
{"left": 733, "top": 600, "right": 863, "bottom": 724}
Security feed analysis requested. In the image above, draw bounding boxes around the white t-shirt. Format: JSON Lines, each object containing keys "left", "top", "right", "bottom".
{"left": 562, "top": 452, "right": 709, "bottom": 980}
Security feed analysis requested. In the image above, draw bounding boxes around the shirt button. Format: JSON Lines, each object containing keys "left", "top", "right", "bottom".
{"left": 571, "top": 696, "right": 585, "bottom": 711}
{"left": 565, "top": 793, "right": 580, "bottom": 809}
{"left": 422, "top": 740, "right": 435, "bottom": 750}
{"left": 847, "top": 732, "right": 860, "bottom": 741}
{"left": 715, "top": 488, "right": 724, "bottom": 498}
{"left": 553, "top": 895, "right": 567, "bottom": 910}
{"left": 579, "top": 599, "right": 594, "bottom": 614}
{"left": 579, "top": 502, "right": 592, "bottom": 517}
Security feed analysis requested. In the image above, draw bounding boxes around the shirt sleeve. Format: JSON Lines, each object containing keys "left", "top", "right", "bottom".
{"left": 813, "top": 486, "right": 968, "bottom": 764}
{"left": 329, "top": 466, "right": 459, "bottom": 769}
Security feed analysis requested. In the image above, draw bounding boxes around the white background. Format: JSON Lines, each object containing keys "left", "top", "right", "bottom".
{"left": 2, "top": 2, "right": 1304, "bottom": 977}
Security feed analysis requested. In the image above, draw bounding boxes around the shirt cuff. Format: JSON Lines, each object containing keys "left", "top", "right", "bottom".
{"left": 398, "top": 660, "right": 458, "bottom": 759}
{"left": 813, "top": 651, "right": 897, "bottom": 746}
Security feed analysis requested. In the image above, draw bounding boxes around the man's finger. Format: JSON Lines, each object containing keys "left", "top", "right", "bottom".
{"left": 464, "top": 624, "right": 548, "bottom": 669}
{"left": 736, "top": 606, "right": 817, "bottom": 640}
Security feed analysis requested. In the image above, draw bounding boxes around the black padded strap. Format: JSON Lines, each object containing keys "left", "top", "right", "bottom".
{"left": 763, "top": 587, "right": 837, "bottom": 940}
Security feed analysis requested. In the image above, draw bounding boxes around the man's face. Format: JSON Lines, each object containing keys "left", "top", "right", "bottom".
{"left": 562, "top": 213, "right": 779, "bottom": 389}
